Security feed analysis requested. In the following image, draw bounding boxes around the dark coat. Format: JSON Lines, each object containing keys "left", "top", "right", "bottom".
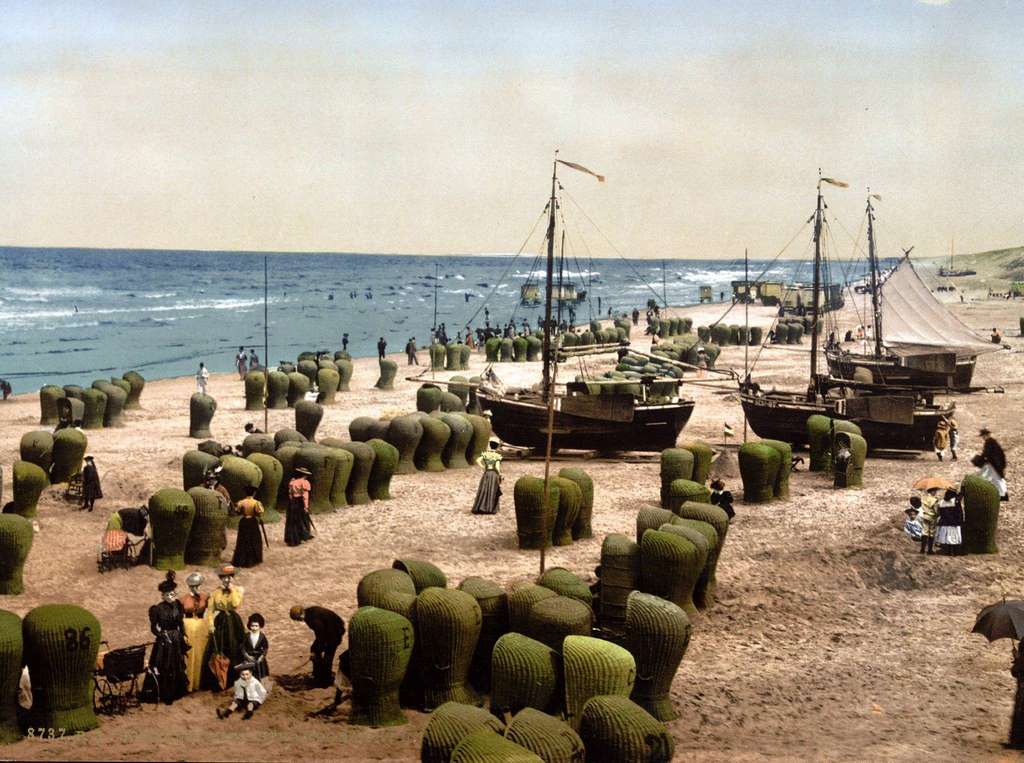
{"left": 304, "top": 606, "right": 346, "bottom": 652}
{"left": 982, "top": 437, "right": 1007, "bottom": 478}
{"left": 82, "top": 462, "right": 102, "bottom": 500}
{"left": 240, "top": 632, "right": 269, "bottom": 679}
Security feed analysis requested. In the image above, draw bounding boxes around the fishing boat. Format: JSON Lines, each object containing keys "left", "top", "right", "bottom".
{"left": 938, "top": 239, "right": 976, "bottom": 277}
{"left": 478, "top": 157, "right": 695, "bottom": 453}
{"left": 739, "top": 177, "right": 954, "bottom": 451}
{"left": 825, "top": 198, "right": 996, "bottom": 390}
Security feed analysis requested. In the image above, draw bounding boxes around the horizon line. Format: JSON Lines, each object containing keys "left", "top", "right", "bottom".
{"left": 2, "top": 243, "right": 1012, "bottom": 261}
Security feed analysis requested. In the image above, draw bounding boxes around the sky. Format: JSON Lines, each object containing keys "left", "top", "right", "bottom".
{"left": 1, "top": 0, "right": 1022, "bottom": 259}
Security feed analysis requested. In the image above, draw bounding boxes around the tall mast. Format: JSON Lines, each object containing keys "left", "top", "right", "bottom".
{"left": 541, "top": 158, "right": 558, "bottom": 401}
{"left": 809, "top": 178, "right": 824, "bottom": 398}
{"left": 432, "top": 262, "right": 439, "bottom": 332}
{"left": 866, "top": 193, "right": 883, "bottom": 357}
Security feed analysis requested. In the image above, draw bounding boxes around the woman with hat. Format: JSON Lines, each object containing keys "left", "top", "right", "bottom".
{"left": 179, "top": 572, "right": 209, "bottom": 692}
{"left": 471, "top": 440, "right": 503, "bottom": 515}
{"left": 142, "top": 571, "right": 189, "bottom": 704}
{"left": 81, "top": 455, "right": 102, "bottom": 512}
{"left": 285, "top": 467, "right": 314, "bottom": 546}
{"left": 232, "top": 485, "right": 265, "bottom": 567}
{"left": 203, "top": 565, "right": 246, "bottom": 690}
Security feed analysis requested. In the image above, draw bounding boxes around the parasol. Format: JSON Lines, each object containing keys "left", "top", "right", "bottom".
{"left": 912, "top": 476, "right": 958, "bottom": 492}
{"left": 972, "top": 600, "right": 1024, "bottom": 643}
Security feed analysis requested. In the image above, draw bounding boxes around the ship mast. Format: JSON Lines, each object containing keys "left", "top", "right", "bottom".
{"left": 809, "top": 179, "right": 824, "bottom": 399}
{"left": 865, "top": 193, "right": 883, "bottom": 357}
{"left": 541, "top": 158, "right": 558, "bottom": 401}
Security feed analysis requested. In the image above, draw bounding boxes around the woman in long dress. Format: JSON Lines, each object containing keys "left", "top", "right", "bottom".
{"left": 232, "top": 486, "right": 265, "bottom": 568}
{"left": 471, "top": 440, "right": 503, "bottom": 515}
{"left": 179, "top": 572, "right": 209, "bottom": 692}
{"left": 143, "top": 571, "right": 189, "bottom": 704}
{"left": 284, "top": 467, "right": 314, "bottom": 547}
{"left": 203, "top": 565, "right": 246, "bottom": 690}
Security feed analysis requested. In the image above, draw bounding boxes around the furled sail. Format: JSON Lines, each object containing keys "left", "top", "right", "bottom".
{"left": 880, "top": 258, "right": 998, "bottom": 358}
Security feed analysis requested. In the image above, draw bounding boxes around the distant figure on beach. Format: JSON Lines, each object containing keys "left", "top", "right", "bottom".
{"left": 284, "top": 467, "right": 313, "bottom": 547}
{"left": 81, "top": 455, "right": 102, "bottom": 512}
{"left": 974, "top": 428, "right": 1008, "bottom": 501}
{"left": 235, "top": 347, "right": 248, "bottom": 379}
{"left": 244, "top": 422, "right": 264, "bottom": 435}
{"left": 632, "top": 308, "right": 640, "bottom": 325}
{"left": 597, "top": 296, "right": 602, "bottom": 312}
{"left": 232, "top": 486, "right": 265, "bottom": 568}
{"left": 248, "top": 348, "right": 260, "bottom": 371}
{"left": 342, "top": 333, "right": 349, "bottom": 352}
{"left": 710, "top": 478, "right": 734, "bottom": 520}
{"left": 934, "top": 489, "right": 964, "bottom": 555}
{"left": 196, "top": 363, "right": 210, "bottom": 395}
{"left": 991, "top": 327, "right": 1003, "bottom": 344}
{"left": 0, "top": 378, "right": 11, "bottom": 400}
{"left": 471, "top": 440, "right": 503, "bottom": 515}
{"left": 377, "top": 337, "right": 387, "bottom": 359}
{"left": 903, "top": 501, "right": 923, "bottom": 542}
{"left": 405, "top": 337, "right": 419, "bottom": 365}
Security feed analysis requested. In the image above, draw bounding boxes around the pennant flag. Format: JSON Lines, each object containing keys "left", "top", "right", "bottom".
{"left": 557, "top": 159, "right": 605, "bottom": 183}
{"left": 820, "top": 177, "right": 849, "bottom": 188}
{"left": 723, "top": 421, "right": 735, "bottom": 437}
{"left": 870, "top": 193, "right": 882, "bottom": 201}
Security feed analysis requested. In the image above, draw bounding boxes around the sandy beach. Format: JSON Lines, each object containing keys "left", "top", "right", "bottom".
{"left": 1, "top": 294, "right": 1022, "bottom": 761}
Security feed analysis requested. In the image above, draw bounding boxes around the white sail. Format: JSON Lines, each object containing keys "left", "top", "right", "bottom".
{"left": 880, "top": 258, "right": 998, "bottom": 358}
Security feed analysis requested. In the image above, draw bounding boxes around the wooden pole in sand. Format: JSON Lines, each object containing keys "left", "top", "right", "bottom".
{"left": 743, "top": 248, "right": 749, "bottom": 443}
{"left": 264, "top": 254, "right": 269, "bottom": 433}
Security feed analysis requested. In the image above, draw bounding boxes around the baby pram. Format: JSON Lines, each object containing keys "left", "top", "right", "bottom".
{"left": 97, "top": 507, "right": 151, "bottom": 572}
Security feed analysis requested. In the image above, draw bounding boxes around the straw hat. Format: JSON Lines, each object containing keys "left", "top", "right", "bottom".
{"left": 295, "top": 467, "right": 312, "bottom": 476}
{"left": 218, "top": 564, "right": 236, "bottom": 578}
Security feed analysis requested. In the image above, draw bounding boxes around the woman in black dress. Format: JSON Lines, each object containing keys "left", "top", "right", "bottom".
{"left": 284, "top": 467, "right": 314, "bottom": 547}
{"left": 471, "top": 440, "right": 503, "bottom": 515}
{"left": 232, "top": 486, "right": 265, "bottom": 568}
{"left": 143, "top": 571, "right": 189, "bottom": 704}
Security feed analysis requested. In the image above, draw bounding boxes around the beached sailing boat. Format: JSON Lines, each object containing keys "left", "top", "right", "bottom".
{"left": 738, "top": 176, "right": 954, "bottom": 450}
{"left": 825, "top": 197, "right": 996, "bottom": 390}
{"left": 477, "top": 157, "right": 695, "bottom": 452}
{"left": 938, "top": 238, "right": 976, "bottom": 278}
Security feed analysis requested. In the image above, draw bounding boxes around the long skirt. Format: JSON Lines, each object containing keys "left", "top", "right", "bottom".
{"left": 471, "top": 470, "right": 502, "bottom": 515}
{"left": 143, "top": 631, "right": 188, "bottom": 704}
{"left": 202, "top": 610, "right": 244, "bottom": 690}
{"left": 1012, "top": 677, "right": 1024, "bottom": 747}
{"left": 232, "top": 516, "right": 263, "bottom": 567}
{"left": 182, "top": 616, "right": 209, "bottom": 692}
{"left": 980, "top": 464, "right": 1008, "bottom": 498}
{"left": 284, "top": 500, "right": 313, "bottom": 546}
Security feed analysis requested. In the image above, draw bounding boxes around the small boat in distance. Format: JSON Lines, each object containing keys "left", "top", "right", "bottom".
{"left": 938, "top": 239, "right": 976, "bottom": 277}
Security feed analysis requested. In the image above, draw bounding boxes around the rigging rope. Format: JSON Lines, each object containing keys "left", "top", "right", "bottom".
{"left": 460, "top": 205, "right": 549, "bottom": 331}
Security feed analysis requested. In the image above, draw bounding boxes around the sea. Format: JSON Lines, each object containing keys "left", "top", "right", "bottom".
{"left": 0, "top": 247, "right": 889, "bottom": 394}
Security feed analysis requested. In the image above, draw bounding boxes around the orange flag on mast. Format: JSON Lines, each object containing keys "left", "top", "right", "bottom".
{"left": 557, "top": 159, "right": 606, "bottom": 183}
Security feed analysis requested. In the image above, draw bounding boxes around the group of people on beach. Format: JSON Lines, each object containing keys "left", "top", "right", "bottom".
{"left": 903, "top": 427, "right": 1009, "bottom": 554}
{"left": 132, "top": 565, "right": 349, "bottom": 719}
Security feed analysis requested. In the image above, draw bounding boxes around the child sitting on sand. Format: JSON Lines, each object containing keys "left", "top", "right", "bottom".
{"left": 217, "top": 663, "right": 267, "bottom": 720}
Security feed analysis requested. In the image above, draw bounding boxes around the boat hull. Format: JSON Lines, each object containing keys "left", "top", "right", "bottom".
{"left": 826, "top": 351, "right": 976, "bottom": 390}
{"left": 478, "top": 392, "right": 695, "bottom": 452}
{"left": 739, "top": 390, "right": 952, "bottom": 451}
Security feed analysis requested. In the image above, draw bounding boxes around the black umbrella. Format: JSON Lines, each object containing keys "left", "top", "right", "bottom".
{"left": 973, "top": 600, "right": 1024, "bottom": 643}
